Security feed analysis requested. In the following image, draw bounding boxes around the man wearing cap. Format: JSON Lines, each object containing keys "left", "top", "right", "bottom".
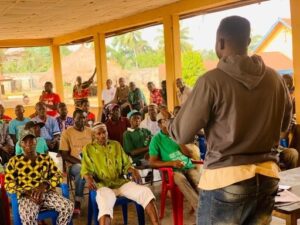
{"left": 105, "top": 104, "right": 130, "bottom": 145}
{"left": 32, "top": 102, "right": 61, "bottom": 152}
{"left": 15, "top": 121, "right": 48, "bottom": 155}
{"left": 9, "top": 105, "right": 30, "bottom": 144}
{"left": 123, "top": 110, "right": 152, "bottom": 165}
{"left": 81, "top": 123, "right": 160, "bottom": 225}
{"left": 60, "top": 109, "right": 93, "bottom": 214}
{"left": 140, "top": 104, "right": 160, "bottom": 135}
{"left": 5, "top": 129, "right": 74, "bottom": 225}
{"left": 149, "top": 117, "right": 200, "bottom": 211}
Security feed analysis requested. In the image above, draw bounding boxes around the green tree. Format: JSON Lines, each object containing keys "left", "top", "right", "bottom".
{"left": 201, "top": 49, "right": 218, "bottom": 61}
{"left": 155, "top": 27, "right": 193, "bottom": 52}
{"left": 181, "top": 50, "right": 206, "bottom": 86}
{"left": 249, "top": 34, "right": 263, "bottom": 53}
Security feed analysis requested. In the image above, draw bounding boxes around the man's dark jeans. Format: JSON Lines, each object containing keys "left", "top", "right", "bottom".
{"left": 197, "top": 175, "right": 279, "bottom": 225}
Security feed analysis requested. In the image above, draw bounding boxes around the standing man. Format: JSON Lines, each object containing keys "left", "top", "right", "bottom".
{"left": 168, "top": 16, "right": 292, "bottom": 224}
{"left": 9, "top": 105, "right": 30, "bottom": 144}
{"left": 40, "top": 81, "right": 61, "bottom": 117}
{"left": 73, "top": 68, "right": 96, "bottom": 107}
{"left": 102, "top": 79, "right": 116, "bottom": 106}
{"left": 60, "top": 109, "right": 93, "bottom": 214}
{"left": 176, "top": 78, "right": 192, "bottom": 105}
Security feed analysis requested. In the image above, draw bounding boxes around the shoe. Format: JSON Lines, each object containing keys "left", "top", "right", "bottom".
{"left": 73, "top": 201, "right": 81, "bottom": 216}
{"left": 145, "top": 171, "right": 153, "bottom": 183}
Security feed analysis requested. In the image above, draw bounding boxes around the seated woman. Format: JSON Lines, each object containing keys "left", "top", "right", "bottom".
{"left": 81, "top": 123, "right": 160, "bottom": 225}
{"left": 5, "top": 129, "right": 73, "bottom": 225}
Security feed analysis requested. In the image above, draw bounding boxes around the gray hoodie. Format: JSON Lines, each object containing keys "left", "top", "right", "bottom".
{"left": 168, "top": 55, "right": 292, "bottom": 169}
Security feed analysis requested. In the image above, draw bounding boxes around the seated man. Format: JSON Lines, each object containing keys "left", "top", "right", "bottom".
{"left": 56, "top": 102, "right": 74, "bottom": 132}
{"left": 140, "top": 104, "right": 160, "bottom": 135}
{"left": 0, "top": 104, "right": 12, "bottom": 123}
{"left": 80, "top": 99, "right": 95, "bottom": 127}
{"left": 123, "top": 110, "right": 152, "bottom": 166}
{"left": 105, "top": 104, "right": 130, "bottom": 145}
{"left": 9, "top": 105, "right": 30, "bottom": 145}
{"left": 149, "top": 117, "right": 201, "bottom": 211}
{"left": 60, "top": 109, "right": 92, "bottom": 214}
{"left": 32, "top": 102, "right": 60, "bottom": 152}
{"left": 81, "top": 123, "right": 160, "bottom": 225}
{"left": 0, "top": 119, "right": 14, "bottom": 165}
{"left": 16, "top": 121, "right": 48, "bottom": 155}
{"left": 5, "top": 129, "right": 73, "bottom": 225}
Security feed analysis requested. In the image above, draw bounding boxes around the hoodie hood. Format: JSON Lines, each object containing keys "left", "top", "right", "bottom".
{"left": 217, "top": 55, "right": 266, "bottom": 90}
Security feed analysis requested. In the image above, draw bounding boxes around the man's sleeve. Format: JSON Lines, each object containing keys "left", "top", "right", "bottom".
{"left": 149, "top": 136, "right": 159, "bottom": 157}
{"left": 52, "top": 118, "right": 61, "bottom": 136}
{"left": 55, "top": 94, "right": 61, "bottom": 104}
{"left": 80, "top": 145, "right": 95, "bottom": 177}
{"left": 168, "top": 75, "right": 214, "bottom": 144}
{"left": 4, "top": 158, "right": 18, "bottom": 194}
{"left": 123, "top": 132, "right": 133, "bottom": 154}
{"left": 59, "top": 130, "right": 69, "bottom": 151}
{"left": 281, "top": 81, "right": 293, "bottom": 132}
{"left": 8, "top": 120, "right": 16, "bottom": 135}
{"left": 47, "top": 156, "right": 63, "bottom": 188}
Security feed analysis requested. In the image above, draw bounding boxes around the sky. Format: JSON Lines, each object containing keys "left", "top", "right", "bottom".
{"left": 135, "top": 0, "right": 291, "bottom": 51}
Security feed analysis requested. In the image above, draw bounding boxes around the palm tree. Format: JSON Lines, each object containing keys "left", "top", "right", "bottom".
{"left": 112, "top": 31, "right": 151, "bottom": 68}
{"left": 155, "top": 26, "right": 193, "bottom": 52}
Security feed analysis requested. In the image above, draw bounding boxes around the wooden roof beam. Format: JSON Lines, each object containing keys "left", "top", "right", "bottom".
{"left": 0, "top": 38, "right": 52, "bottom": 48}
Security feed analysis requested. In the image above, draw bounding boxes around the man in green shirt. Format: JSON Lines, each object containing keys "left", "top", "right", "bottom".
{"left": 149, "top": 117, "right": 201, "bottom": 211}
{"left": 128, "top": 82, "right": 146, "bottom": 111}
{"left": 81, "top": 123, "right": 160, "bottom": 225}
{"left": 123, "top": 110, "right": 152, "bottom": 165}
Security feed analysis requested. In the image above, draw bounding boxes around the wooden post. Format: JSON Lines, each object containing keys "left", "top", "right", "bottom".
{"left": 93, "top": 33, "right": 108, "bottom": 117}
{"left": 290, "top": 0, "right": 300, "bottom": 122}
{"left": 163, "top": 15, "right": 182, "bottom": 111}
{"left": 51, "top": 45, "right": 64, "bottom": 101}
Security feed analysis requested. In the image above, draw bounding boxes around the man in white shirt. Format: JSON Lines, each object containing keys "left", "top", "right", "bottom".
{"left": 176, "top": 78, "right": 192, "bottom": 105}
{"left": 102, "top": 79, "right": 116, "bottom": 105}
{"left": 140, "top": 104, "right": 160, "bottom": 135}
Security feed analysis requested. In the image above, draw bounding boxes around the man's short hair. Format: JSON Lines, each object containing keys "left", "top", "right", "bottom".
{"left": 58, "top": 102, "right": 67, "bottom": 108}
{"left": 73, "top": 109, "right": 84, "bottom": 118}
{"left": 218, "top": 16, "right": 251, "bottom": 51}
{"left": 80, "top": 99, "right": 89, "bottom": 106}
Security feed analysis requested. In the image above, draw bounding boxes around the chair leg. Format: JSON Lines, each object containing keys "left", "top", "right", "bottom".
{"left": 135, "top": 204, "right": 145, "bottom": 225}
{"left": 171, "top": 188, "right": 179, "bottom": 225}
{"left": 159, "top": 184, "right": 167, "bottom": 219}
{"left": 175, "top": 188, "right": 184, "bottom": 225}
{"left": 121, "top": 204, "right": 128, "bottom": 225}
{"left": 87, "top": 194, "right": 93, "bottom": 225}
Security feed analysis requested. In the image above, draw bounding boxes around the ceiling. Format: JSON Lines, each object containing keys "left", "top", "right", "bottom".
{"left": 0, "top": 0, "right": 179, "bottom": 40}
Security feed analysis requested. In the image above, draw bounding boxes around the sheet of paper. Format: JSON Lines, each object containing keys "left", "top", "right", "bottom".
{"left": 275, "top": 190, "right": 300, "bottom": 203}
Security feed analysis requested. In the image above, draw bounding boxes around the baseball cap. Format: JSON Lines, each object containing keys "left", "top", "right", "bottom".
{"left": 24, "top": 121, "right": 44, "bottom": 130}
{"left": 127, "top": 110, "right": 142, "bottom": 119}
{"left": 19, "top": 129, "right": 36, "bottom": 142}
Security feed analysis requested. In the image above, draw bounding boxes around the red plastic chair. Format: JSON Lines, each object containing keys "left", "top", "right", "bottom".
{"left": 0, "top": 173, "right": 11, "bottom": 225}
{"left": 159, "top": 160, "right": 203, "bottom": 225}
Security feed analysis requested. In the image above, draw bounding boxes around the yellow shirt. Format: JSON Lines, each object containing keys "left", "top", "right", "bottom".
{"left": 198, "top": 161, "right": 280, "bottom": 190}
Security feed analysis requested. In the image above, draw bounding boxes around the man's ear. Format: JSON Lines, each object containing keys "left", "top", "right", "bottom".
{"left": 247, "top": 38, "right": 251, "bottom": 47}
{"left": 220, "top": 38, "right": 225, "bottom": 50}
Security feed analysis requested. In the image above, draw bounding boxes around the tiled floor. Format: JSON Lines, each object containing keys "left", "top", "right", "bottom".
{"left": 46, "top": 153, "right": 300, "bottom": 225}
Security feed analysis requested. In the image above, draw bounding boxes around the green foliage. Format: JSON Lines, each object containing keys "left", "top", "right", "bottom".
{"left": 2, "top": 47, "right": 52, "bottom": 73}
{"left": 136, "top": 51, "right": 164, "bottom": 68}
{"left": 201, "top": 49, "right": 218, "bottom": 61}
{"left": 182, "top": 50, "right": 206, "bottom": 87}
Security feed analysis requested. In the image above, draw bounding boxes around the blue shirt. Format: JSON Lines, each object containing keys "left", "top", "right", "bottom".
{"left": 31, "top": 116, "right": 60, "bottom": 140}
{"left": 8, "top": 118, "right": 30, "bottom": 140}
{"left": 15, "top": 137, "right": 48, "bottom": 155}
{"left": 56, "top": 116, "right": 74, "bottom": 132}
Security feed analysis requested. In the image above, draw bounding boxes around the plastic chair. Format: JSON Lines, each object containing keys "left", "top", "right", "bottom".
{"left": 0, "top": 173, "right": 11, "bottom": 225}
{"left": 8, "top": 183, "right": 73, "bottom": 225}
{"left": 87, "top": 189, "right": 145, "bottom": 225}
{"left": 159, "top": 168, "right": 183, "bottom": 225}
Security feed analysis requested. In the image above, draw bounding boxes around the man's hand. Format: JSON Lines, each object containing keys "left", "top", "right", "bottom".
{"left": 29, "top": 183, "right": 48, "bottom": 205}
{"left": 85, "top": 175, "right": 97, "bottom": 190}
{"left": 172, "top": 160, "right": 184, "bottom": 169}
{"left": 128, "top": 168, "right": 142, "bottom": 184}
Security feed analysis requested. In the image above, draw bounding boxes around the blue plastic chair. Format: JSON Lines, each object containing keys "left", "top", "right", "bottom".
{"left": 9, "top": 183, "right": 73, "bottom": 225}
{"left": 87, "top": 189, "right": 145, "bottom": 225}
